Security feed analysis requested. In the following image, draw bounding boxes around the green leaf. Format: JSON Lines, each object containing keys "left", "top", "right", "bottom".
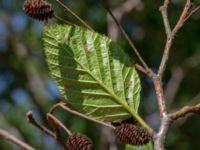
{"left": 126, "top": 142, "right": 153, "bottom": 150}
{"left": 43, "top": 24, "right": 142, "bottom": 123}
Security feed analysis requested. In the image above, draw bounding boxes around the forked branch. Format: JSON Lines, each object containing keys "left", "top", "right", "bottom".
{"left": 158, "top": 0, "right": 192, "bottom": 78}
{"left": 184, "top": 5, "right": 200, "bottom": 21}
{"left": 26, "top": 111, "right": 68, "bottom": 149}
{"left": 153, "top": 0, "right": 200, "bottom": 149}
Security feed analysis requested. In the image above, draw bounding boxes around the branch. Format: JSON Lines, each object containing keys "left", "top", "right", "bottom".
{"left": 27, "top": 111, "right": 68, "bottom": 149}
{"left": 172, "top": 0, "right": 191, "bottom": 34}
{"left": 134, "top": 63, "right": 149, "bottom": 75}
{"left": 153, "top": 114, "right": 171, "bottom": 150}
{"left": 153, "top": 1, "right": 195, "bottom": 149}
{"left": 159, "top": 0, "right": 171, "bottom": 36}
{"left": 103, "top": 2, "right": 151, "bottom": 73}
{"left": 152, "top": 76, "right": 167, "bottom": 116}
{"left": 49, "top": 102, "right": 115, "bottom": 129}
{"left": 106, "top": 0, "right": 143, "bottom": 41}
{"left": 46, "top": 114, "right": 70, "bottom": 150}
{"left": 105, "top": 0, "right": 150, "bottom": 77}
{"left": 158, "top": 0, "right": 192, "bottom": 78}
{"left": 169, "top": 93, "right": 200, "bottom": 127}
{"left": 169, "top": 103, "right": 200, "bottom": 121}
{"left": 26, "top": 111, "right": 56, "bottom": 138}
{"left": 47, "top": 113, "right": 72, "bottom": 136}
{"left": 0, "top": 129, "right": 35, "bottom": 150}
{"left": 184, "top": 5, "right": 200, "bottom": 21}
{"left": 154, "top": 102, "right": 200, "bottom": 150}
{"left": 53, "top": 14, "right": 73, "bottom": 25}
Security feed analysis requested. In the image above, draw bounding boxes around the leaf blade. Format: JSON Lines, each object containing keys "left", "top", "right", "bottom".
{"left": 43, "top": 24, "right": 142, "bottom": 123}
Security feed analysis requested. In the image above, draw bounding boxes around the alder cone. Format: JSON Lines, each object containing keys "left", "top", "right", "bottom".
{"left": 23, "top": 0, "right": 54, "bottom": 21}
{"left": 67, "top": 133, "right": 93, "bottom": 150}
{"left": 115, "top": 123, "right": 151, "bottom": 146}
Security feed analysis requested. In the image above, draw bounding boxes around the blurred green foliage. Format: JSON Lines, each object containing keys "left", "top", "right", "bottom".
{"left": 0, "top": 0, "right": 200, "bottom": 150}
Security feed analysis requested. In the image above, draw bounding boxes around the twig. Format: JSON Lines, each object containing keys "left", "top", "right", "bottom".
{"left": 169, "top": 103, "right": 200, "bottom": 120}
{"left": 158, "top": 0, "right": 192, "bottom": 78}
{"left": 172, "top": 0, "right": 191, "bottom": 34}
{"left": 0, "top": 129, "right": 35, "bottom": 150}
{"left": 184, "top": 5, "right": 200, "bottom": 21}
{"left": 49, "top": 102, "right": 115, "bottom": 129}
{"left": 50, "top": 102, "right": 155, "bottom": 138}
{"left": 47, "top": 113, "right": 72, "bottom": 136}
{"left": 134, "top": 64, "right": 149, "bottom": 75}
{"left": 26, "top": 111, "right": 56, "bottom": 138}
{"left": 106, "top": 0, "right": 143, "bottom": 41}
{"left": 159, "top": 0, "right": 171, "bottom": 36}
{"left": 53, "top": 14, "right": 73, "bottom": 25}
{"left": 102, "top": 2, "right": 151, "bottom": 73}
{"left": 27, "top": 111, "right": 68, "bottom": 149}
{"left": 54, "top": 0, "right": 93, "bottom": 31}
{"left": 167, "top": 94, "right": 200, "bottom": 127}
{"left": 46, "top": 114, "right": 69, "bottom": 150}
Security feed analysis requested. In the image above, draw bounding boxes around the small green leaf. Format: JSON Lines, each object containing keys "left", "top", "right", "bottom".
{"left": 126, "top": 142, "right": 153, "bottom": 150}
{"left": 43, "top": 24, "right": 142, "bottom": 123}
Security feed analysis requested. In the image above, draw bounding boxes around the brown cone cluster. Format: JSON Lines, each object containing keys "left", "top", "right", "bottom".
{"left": 23, "top": 0, "right": 54, "bottom": 21}
{"left": 66, "top": 133, "right": 93, "bottom": 150}
{"left": 115, "top": 123, "right": 151, "bottom": 146}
